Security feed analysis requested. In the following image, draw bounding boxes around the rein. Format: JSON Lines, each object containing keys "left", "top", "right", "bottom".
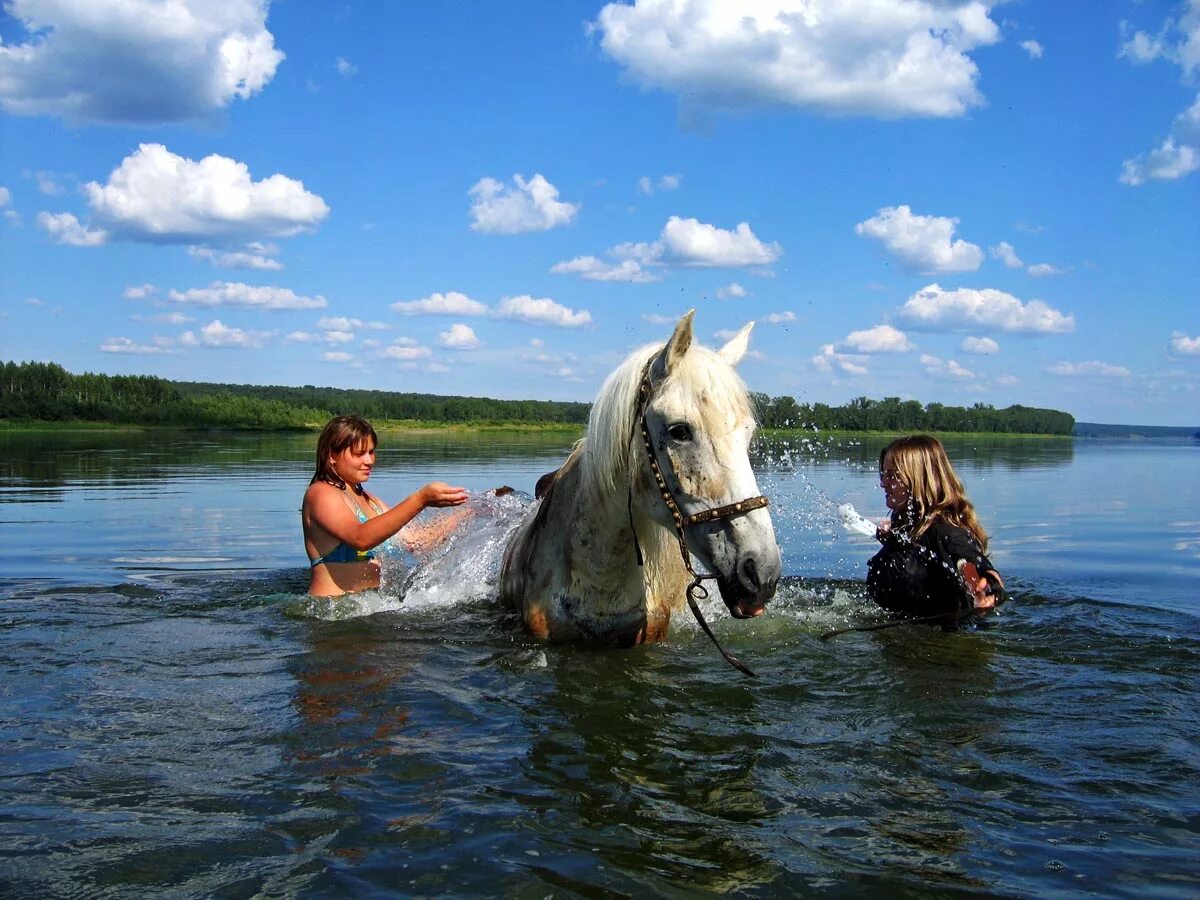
{"left": 627, "top": 362, "right": 769, "bottom": 678}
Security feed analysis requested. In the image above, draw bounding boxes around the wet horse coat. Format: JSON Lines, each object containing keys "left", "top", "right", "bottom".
{"left": 500, "top": 311, "right": 781, "bottom": 647}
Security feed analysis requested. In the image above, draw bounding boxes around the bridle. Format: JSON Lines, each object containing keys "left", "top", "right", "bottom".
{"left": 627, "top": 360, "right": 770, "bottom": 677}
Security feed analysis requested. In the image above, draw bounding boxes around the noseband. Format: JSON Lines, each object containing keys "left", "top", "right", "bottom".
{"left": 627, "top": 362, "right": 770, "bottom": 677}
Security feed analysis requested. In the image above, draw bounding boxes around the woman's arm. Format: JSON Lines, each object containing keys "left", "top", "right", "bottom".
{"left": 306, "top": 481, "right": 468, "bottom": 552}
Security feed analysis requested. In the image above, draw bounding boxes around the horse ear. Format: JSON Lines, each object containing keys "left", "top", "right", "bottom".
{"left": 650, "top": 309, "right": 695, "bottom": 381}
{"left": 718, "top": 321, "right": 754, "bottom": 366}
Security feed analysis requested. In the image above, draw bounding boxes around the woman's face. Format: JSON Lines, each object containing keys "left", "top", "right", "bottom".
{"left": 880, "top": 469, "right": 909, "bottom": 511}
{"left": 330, "top": 440, "right": 376, "bottom": 486}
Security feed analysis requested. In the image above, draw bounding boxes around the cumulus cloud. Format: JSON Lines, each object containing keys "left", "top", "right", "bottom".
{"left": 550, "top": 256, "right": 659, "bottom": 283}
{"left": 638, "top": 173, "right": 682, "bottom": 194}
{"left": 896, "top": 283, "right": 1075, "bottom": 334}
{"left": 180, "top": 319, "right": 273, "bottom": 349}
{"left": 856, "top": 205, "right": 983, "bottom": 273}
{"left": 716, "top": 282, "right": 747, "bottom": 299}
{"left": 315, "top": 316, "right": 387, "bottom": 332}
{"left": 335, "top": 57, "right": 357, "bottom": 78}
{"left": 494, "top": 295, "right": 592, "bottom": 327}
{"left": 1119, "top": 138, "right": 1199, "bottom": 186}
{"left": 1119, "top": 4, "right": 1200, "bottom": 185}
{"left": 616, "top": 216, "right": 781, "bottom": 267}
{"left": 843, "top": 324, "right": 913, "bottom": 353}
{"left": 1169, "top": 331, "right": 1200, "bottom": 355}
{"left": 34, "top": 171, "right": 63, "bottom": 196}
{"left": 962, "top": 336, "right": 999, "bottom": 355}
{"left": 0, "top": 187, "right": 10, "bottom": 206}
{"left": 763, "top": 311, "right": 797, "bottom": 325}
{"left": 37, "top": 211, "right": 107, "bottom": 246}
{"left": 1021, "top": 40, "right": 1044, "bottom": 59}
{"left": 1048, "top": 360, "right": 1131, "bottom": 377}
{"left": 323, "top": 351, "right": 353, "bottom": 363}
{"left": 381, "top": 342, "right": 432, "bottom": 361}
{"left": 0, "top": 0, "right": 283, "bottom": 124}
{"left": 168, "top": 281, "right": 326, "bottom": 311}
{"left": 439, "top": 323, "right": 482, "bottom": 350}
{"left": 921, "top": 353, "right": 975, "bottom": 379}
{"left": 990, "top": 241, "right": 1024, "bottom": 268}
{"left": 468, "top": 174, "right": 579, "bottom": 234}
{"left": 391, "top": 291, "right": 489, "bottom": 316}
{"left": 812, "top": 343, "right": 868, "bottom": 376}
{"left": 66, "top": 144, "right": 328, "bottom": 244}
{"left": 100, "top": 336, "right": 177, "bottom": 354}
{"left": 1027, "top": 262, "right": 1066, "bottom": 277}
{"left": 188, "top": 244, "right": 283, "bottom": 271}
{"left": 122, "top": 283, "right": 156, "bottom": 300}
{"left": 590, "top": 0, "right": 1000, "bottom": 120}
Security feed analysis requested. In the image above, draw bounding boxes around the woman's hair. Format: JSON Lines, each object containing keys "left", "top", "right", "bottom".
{"left": 880, "top": 434, "right": 988, "bottom": 551}
{"left": 311, "top": 415, "right": 377, "bottom": 492}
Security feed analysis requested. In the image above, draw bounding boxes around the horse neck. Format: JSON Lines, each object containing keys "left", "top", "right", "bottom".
{"left": 568, "top": 446, "right": 689, "bottom": 613}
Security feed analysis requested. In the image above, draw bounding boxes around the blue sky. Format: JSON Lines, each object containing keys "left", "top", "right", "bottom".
{"left": 1, "top": 1, "right": 1197, "bottom": 426}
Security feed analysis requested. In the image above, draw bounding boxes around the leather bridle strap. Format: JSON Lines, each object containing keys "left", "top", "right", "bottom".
{"left": 626, "top": 361, "right": 767, "bottom": 677}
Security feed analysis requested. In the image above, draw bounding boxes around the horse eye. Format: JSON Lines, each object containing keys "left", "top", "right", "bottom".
{"left": 667, "top": 423, "right": 693, "bottom": 442}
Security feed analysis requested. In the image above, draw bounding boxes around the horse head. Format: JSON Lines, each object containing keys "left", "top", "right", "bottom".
{"left": 637, "top": 310, "right": 782, "bottom": 618}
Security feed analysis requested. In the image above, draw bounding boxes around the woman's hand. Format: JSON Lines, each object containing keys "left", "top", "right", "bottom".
{"left": 875, "top": 519, "right": 892, "bottom": 543}
{"left": 960, "top": 561, "right": 1004, "bottom": 610}
{"left": 420, "top": 482, "right": 469, "bottom": 508}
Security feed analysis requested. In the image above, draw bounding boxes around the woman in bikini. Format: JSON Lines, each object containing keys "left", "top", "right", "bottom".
{"left": 302, "top": 415, "right": 469, "bottom": 597}
{"left": 867, "top": 435, "right": 1005, "bottom": 623}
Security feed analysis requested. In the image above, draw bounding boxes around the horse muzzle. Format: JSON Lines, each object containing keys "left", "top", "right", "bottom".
{"left": 716, "top": 549, "right": 781, "bottom": 619}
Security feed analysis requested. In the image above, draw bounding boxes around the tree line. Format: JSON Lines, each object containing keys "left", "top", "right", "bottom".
{"left": 1, "top": 360, "right": 1073, "bottom": 434}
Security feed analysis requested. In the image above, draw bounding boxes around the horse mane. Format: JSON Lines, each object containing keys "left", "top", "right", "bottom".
{"left": 581, "top": 338, "right": 755, "bottom": 499}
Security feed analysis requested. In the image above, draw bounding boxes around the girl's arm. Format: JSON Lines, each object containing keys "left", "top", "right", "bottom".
{"left": 307, "top": 481, "right": 468, "bottom": 551}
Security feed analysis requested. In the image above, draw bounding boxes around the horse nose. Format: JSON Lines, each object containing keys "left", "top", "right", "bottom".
{"left": 740, "top": 556, "right": 761, "bottom": 591}
{"left": 740, "top": 549, "right": 781, "bottom": 601}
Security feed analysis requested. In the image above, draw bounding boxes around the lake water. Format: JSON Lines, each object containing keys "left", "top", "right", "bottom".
{"left": 1, "top": 429, "right": 1197, "bottom": 897}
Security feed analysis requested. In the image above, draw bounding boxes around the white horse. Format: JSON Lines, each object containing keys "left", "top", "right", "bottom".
{"left": 500, "top": 311, "right": 781, "bottom": 663}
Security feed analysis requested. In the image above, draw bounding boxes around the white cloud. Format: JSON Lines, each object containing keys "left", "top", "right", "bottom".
{"left": 591, "top": 0, "right": 1000, "bottom": 120}
{"left": 0, "top": 187, "right": 10, "bottom": 206}
{"left": 381, "top": 343, "right": 432, "bottom": 361}
{"left": 994, "top": 374, "right": 1019, "bottom": 386}
{"left": 321, "top": 331, "right": 354, "bottom": 344}
{"left": 1027, "top": 262, "right": 1065, "bottom": 277}
{"left": 122, "top": 283, "right": 156, "bottom": 300}
{"left": 188, "top": 245, "right": 283, "bottom": 271}
{"left": 335, "top": 57, "right": 357, "bottom": 78}
{"left": 139, "top": 311, "right": 192, "bottom": 325}
{"left": 1119, "top": 137, "right": 1200, "bottom": 186}
{"left": 1119, "top": 5, "right": 1200, "bottom": 185}
{"left": 843, "top": 324, "right": 913, "bottom": 353}
{"left": 716, "top": 282, "right": 747, "bottom": 299}
{"left": 79, "top": 144, "right": 328, "bottom": 243}
{"left": 1021, "top": 40, "right": 1044, "bottom": 59}
{"left": 962, "top": 336, "right": 999, "bottom": 355}
{"left": 4, "top": 209, "right": 22, "bottom": 225}
{"left": 550, "top": 256, "right": 659, "bottom": 283}
{"left": 439, "top": 323, "right": 482, "bottom": 350}
{"left": 494, "top": 295, "right": 592, "bottom": 327}
{"left": 812, "top": 343, "right": 868, "bottom": 376}
{"left": 764, "top": 311, "right": 797, "bottom": 325}
{"left": 921, "top": 353, "right": 975, "bottom": 379}
{"left": 468, "top": 173, "right": 579, "bottom": 234}
{"left": 25, "top": 297, "right": 45, "bottom": 306}
{"left": 180, "top": 319, "right": 273, "bottom": 349}
{"left": 168, "top": 281, "right": 326, "bottom": 311}
{"left": 897, "top": 283, "right": 1075, "bottom": 334}
{"left": 1048, "top": 360, "right": 1131, "bottom": 378}
{"left": 323, "top": 351, "right": 353, "bottom": 363}
{"left": 990, "top": 241, "right": 1023, "bottom": 269}
{"left": 0, "top": 0, "right": 283, "bottom": 124}
{"left": 1170, "top": 331, "right": 1200, "bottom": 355}
{"left": 317, "top": 316, "right": 381, "bottom": 332}
{"left": 37, "top": 211, "right": 107, "bottom": 246}
{"left": 391, "top": 291, "right": 489, "bottom": 316}
{"left": 638, "top": 173, "right": 682, "bottom": 194}
{"left": 35, "top": 171, "right": 63, "bottom": 196}
{"left": 100, "top": 336, "right": 176, "bottom": 354}
{"left": 615, "top": 216, "right": 780, "bottom": 267}
{"left": 856, "top": 205, "right": 982, "bottom": 273}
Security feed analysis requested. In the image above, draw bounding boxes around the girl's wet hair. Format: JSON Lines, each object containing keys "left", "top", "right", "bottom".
{"left": 312, "top": 415, "right": 377, "bottom": 491}
{"left": 880, "top": 434, "right": 988, "bottom": 551}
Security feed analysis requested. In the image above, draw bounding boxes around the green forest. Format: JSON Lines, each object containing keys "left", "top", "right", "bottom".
{"left": 1, "top": 360, "right": 1075, "bottom": 435}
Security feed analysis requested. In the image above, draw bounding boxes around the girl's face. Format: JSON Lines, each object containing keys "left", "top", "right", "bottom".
{"left": 330, "top": 440, "right": 376, "bottom": 486}
{"left": 880, "top": 469, "right": 909, "bottom": 511}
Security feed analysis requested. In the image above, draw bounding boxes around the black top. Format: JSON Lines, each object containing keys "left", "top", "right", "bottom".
{"left": 867, "top": 519, "right": 999, "bottom": 618}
